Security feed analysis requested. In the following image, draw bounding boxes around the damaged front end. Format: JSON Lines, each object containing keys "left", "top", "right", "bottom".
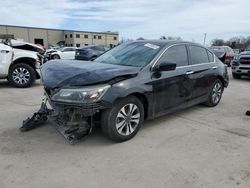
{"left": 20, "top": 60, "right": 140, "bottom": 144}
{"left": 21, "top": 85, "right": 110, "bottom": 144}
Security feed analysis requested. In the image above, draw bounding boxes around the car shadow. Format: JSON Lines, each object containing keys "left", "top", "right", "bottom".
{"left": 0, "top": 80, "right": 11, "bottom": 88}
{"left": 0, "top": 80, "right": 41, "bottom": 88}
{"left": 240, "top": 76, "right": 250, "bottom": 81}
{"left": 0, "top": 105, "right": 204, "bottom": 156}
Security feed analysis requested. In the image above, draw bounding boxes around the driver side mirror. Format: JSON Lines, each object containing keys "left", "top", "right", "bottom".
{"left": 156, "top": 62, "right": 176, "bottom": 71}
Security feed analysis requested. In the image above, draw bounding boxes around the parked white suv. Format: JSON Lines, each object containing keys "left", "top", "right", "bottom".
{"left": 0, "top": 40, "right": 42, "bottom": 87}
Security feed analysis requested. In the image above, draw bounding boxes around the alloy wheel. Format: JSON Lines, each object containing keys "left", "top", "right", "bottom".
{"left": 12, "top": 67, "right": 31, "bottom": 85}
{"left": 116, "top": 103, "right": 140, "bottom": 136}
{"left": 212, "top": 82, "right": 222, "bottom": 104}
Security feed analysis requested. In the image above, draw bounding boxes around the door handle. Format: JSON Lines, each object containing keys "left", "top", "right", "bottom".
{"left": 186, "top": 70, "right": 194, "bottom": 75}
{"left": 212, "top": 66, "right": 217, "bottom": 70}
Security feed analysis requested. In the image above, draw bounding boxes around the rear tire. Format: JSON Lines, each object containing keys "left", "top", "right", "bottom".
{"left": 232, "top": 72, "right": 241, "bottom": 79}
{"left": 204, "top": 79, "right": 224, "bottom": 107}
{"left": 52, "top": 54, "right": 60, "bottom": 59}
{"left": 8, "top": 63, "right": 36, "bottom": 88}
{"left": 101, "top": 96, "right": 144, "bottom": 142}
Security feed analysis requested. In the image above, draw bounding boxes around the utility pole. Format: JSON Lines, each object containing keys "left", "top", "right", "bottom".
{"left": 203, "top": 33, "right": 207, "bottom": 46}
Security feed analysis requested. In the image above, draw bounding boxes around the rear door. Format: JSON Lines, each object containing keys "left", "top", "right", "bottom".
{"left": 68, "top": 48, "right": 77, "bottom": 59}
{"left": 188, "top": 45, "right": 217, "bottom": 100}
{"left": 152, "top": 44, "right": 193, "bottom": 115}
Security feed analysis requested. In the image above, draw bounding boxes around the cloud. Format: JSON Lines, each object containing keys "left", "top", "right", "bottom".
{"left": 0, "top": 0, "right": 250, "bottom": 44}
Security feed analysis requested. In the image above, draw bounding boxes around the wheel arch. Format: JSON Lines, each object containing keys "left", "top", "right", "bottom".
{"left": 130, "top": 93, "right": 149, "bottom": 119}
{"left": 113, "top": 92, "right": 149, "bottom": 120}
{"left": 51, "top": 53, "right": 61, "bottom": 59}
{"left": 217, "top": 75, "right": 227, "bottom": 88}
{"left": 11, "top": 57, "right": 40, "bottom": 79}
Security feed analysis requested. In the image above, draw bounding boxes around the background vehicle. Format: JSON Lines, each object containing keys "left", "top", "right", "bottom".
{"left": 245, "top": 45, "right": 250, "bottom": 52}
{"left": 231, "top": 51, "right": 250, "bottom": 79}
{"left": 22, "top": 40, "right": 229, "bottom": 143}
{"left": 0, "top": 40, "right": 41, "bottom": 87}
{"left": 233, "top": 49, "right": 240, "bottom": 54}
{"left": 210, "top": 46, "right": 234, "bottom": 66}
{"left": 48, "top": 47, "right": 77, "bottom": 60}
{"left": 75, "top": 45, "right": 109, "bottom": 60}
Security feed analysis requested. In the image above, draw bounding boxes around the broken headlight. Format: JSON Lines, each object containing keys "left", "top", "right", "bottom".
{"left": 51, "top": 85, "right": 110, "bottom": 103}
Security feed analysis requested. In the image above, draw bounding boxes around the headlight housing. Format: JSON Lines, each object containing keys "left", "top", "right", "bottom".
{"left": 51, "top": 85, "right": 110, "bottom": 103}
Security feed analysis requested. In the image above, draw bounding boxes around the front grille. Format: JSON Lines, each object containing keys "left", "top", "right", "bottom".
{"left": 239, "top": 57, "right": 250, "bottom": 64}
{"left": 239, "top": 67, "right": 250, "bottom": 70}
{"left": 55, "top": 102, "right": 101, "bottom": 110}
{"left": 55, "top": 102, "right": 102, "bottom": 116}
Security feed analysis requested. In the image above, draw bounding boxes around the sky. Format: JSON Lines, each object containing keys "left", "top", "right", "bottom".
{"left": 1, "top": 0, "right": 250, "bottom": 45}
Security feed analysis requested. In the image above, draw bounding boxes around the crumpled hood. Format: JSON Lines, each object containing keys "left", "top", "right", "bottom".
{"left": 41, "top": 60, "right": 140, "bottom": 88}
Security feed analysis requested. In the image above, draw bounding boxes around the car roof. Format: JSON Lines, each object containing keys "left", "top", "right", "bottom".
{"left": 63, "top": 47, "right": 77, "bottom": 49}
{"left": 79, "top": 44, "right": 105, "bottom": 49}
{"left": 211, "top": 46, "right": 231, "bottom": 48}
{"left": 128, "top": 40, "right": 205, "bottom": 48}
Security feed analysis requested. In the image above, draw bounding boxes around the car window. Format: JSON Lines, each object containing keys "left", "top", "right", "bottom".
{"left": 61, "top": 48, "right": 70, "bottom": 52}
{"left": 189, "top": 45, "right": 209, "bottom": 65}
{"left": 210, "top": 47, "right": 225, "bottom": 53}
{"left": 91, "top": 46, "right": 104, "bottom": 51}
{"left": 159, "top": 45, "right": 188, "bottom": 67}
{"left": 95, "top": 42, "right": 162, "bottom": 67}
{"left": 207, "top": 50, "right": 214, "bottom": 62}
{"left": 227, "top": 47, "right": 234, "bottom": 53}
{"left": 224, "top": 47, "right": 229, "bottom": 52}
{"left": 104, "top": 46, "right": 110, "bottom": 51}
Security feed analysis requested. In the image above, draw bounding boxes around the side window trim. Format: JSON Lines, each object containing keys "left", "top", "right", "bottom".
{"left": 185, "top": 44, "right": 192, "bottom": 66}
{"left": 188, "top": 45, "right": 210, "bottom": 65}
{"left": 206, "top": 49, "right": 215, "bottom": 62}
{"left": 155, "top": 44, "right": 189, "bottom": 68}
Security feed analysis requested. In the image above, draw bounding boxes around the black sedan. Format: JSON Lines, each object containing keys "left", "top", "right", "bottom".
{"left": 21, "top": 40, "right": 229, "bottom": 143}
{"left": 75, "top": 45, "right": 109, "bottom": 61}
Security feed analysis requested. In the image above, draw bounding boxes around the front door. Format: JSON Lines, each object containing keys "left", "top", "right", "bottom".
{"left": 0, "top": 43, "right": 13, "bottom": 75}
{"left": 152, "top": 44, "right": 193, "bottom": 115}
{"left": 62, "top": 48, "right": 76, "bottom": 59}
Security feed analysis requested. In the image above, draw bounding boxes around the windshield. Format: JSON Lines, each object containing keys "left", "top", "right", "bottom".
{"left": 210, "top": 46, "right": 226, "bottom": 52}
{"left": 94, "top": 42, "right": 162, "bottom": 67}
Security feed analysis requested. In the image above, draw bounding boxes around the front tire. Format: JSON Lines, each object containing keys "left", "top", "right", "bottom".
{"left": 101, "top": 96, "right": 144, "bottom": 142}
{"left": 204, "top": 79, "right": 224, "bottom": 107}
{"left": 8, "top": 63, "right": 36, "bottom": 88}
{"left": 52, "top": 54, "right": 60, "bottom": 59}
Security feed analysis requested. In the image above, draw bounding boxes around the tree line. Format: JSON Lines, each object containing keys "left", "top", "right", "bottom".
{"left": 120, "top": 35, "right": 250, "bottom": 50}
{"left": 211, "top": 36, "right": 250, "bottom": 49}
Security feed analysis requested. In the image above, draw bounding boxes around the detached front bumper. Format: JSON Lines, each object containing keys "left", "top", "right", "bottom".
{"left": 20, "top": 93, "right": 108, "bottom": 144}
